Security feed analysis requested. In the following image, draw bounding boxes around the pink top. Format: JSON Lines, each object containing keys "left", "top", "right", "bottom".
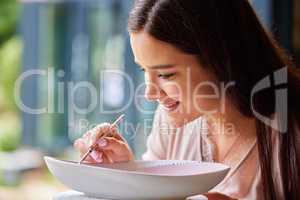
{"left": 142, "top": 107, "right": 284, "bottom": 200}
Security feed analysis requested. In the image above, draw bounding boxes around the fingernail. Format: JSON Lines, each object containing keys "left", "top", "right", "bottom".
{"left": 91, "top": 151, "right": 103, "bottom": 163}
{"left": 98, "top": 138, "right": 107, "bottom": 147}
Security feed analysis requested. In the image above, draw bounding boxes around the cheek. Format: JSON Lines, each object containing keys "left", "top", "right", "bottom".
{"left": 160, "top": 80, "right": 185, "bottom": 101}
{"left": 191, "top": 82, "right": 221, "bottom": 112}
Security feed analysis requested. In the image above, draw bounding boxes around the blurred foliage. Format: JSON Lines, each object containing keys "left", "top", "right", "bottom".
{"left": 0, "top": 0, "right": 19, "bottom": 46}
{"left": 0, "top": 113, "right": 20, "bottom": 152}
{"left": 0, "top": 0, "right": 21, "bottom": 152}
{"left": 0, "top": 37, "right": 22, "bottom": 112}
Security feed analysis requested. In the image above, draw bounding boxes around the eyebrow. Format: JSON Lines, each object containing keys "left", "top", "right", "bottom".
{"left": 135, "top": 61, "right": 176, "bottom": 70}
{"left": 148, "top": 64, "right": 176, "bottom": 69}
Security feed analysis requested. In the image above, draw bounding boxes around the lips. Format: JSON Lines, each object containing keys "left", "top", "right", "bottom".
{"left": 159, "top": 100, "right": 180, "bottom": 112}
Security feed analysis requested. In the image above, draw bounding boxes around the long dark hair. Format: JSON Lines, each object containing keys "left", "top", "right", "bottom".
{"left": 128, "top": 0, "right": 300, "bottom": 199}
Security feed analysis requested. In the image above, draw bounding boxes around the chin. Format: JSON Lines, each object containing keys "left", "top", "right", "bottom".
{"left": 165, "top": 111, "right": 203, "bottom": 128}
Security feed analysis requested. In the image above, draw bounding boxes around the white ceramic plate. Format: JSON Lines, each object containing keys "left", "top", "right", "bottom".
{"left": 45, "top": 156, "right": 229, "bottom": 200}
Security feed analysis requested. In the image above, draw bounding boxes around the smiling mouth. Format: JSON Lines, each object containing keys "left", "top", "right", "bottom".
{"left": 160, "top": 101, "right": 180, "bottom": 112}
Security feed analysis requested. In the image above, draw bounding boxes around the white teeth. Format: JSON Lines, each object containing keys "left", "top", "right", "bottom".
{"left": 160, "top": 102, "right": 179, "bottom": 111}
{"left": 163, "top": 103, "right": 175, "bottom": 108}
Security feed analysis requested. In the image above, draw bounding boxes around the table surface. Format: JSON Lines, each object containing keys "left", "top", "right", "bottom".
{"left": 53, "top": 191, "right": 108, "bottom": 200}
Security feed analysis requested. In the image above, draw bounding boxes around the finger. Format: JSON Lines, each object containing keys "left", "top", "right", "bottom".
{"left": 96, "top": 137, "right": 130, "bottom": 155}
{"left": 101, "top": 151, "right": 114, "bottom": 164}
{"left": 74, "top": 138, "right": 87, "bottom": 154}
{"left": 91, "top": 123, "right": 112, "bottom": 142}
{"left": 93, "top": 147, "right": 117, "bottom": 164}
{"left": 74, "top": 139, "right": 98, "bottom": 163}
{"left": 102, "top": 149, "right": 131, "bottom": 163}
{"left": 83, "top": 131, "right": 91, "bottom": 138}
{"left": 98, "top": 137, "right": 134, "bottom": 161}
{"left": 82, "top": 153, "right": 98, "bottom": 163}
{"left": 91, "top": 123, "right": 124, "bottom": 142}
{"left": 109, "top": 126, "right": 125, "bottom": 141}
{"left": 90, "top": 150, "right": 103, "bottom": 163}
{"left": 79, "top": 131, "right": 94, "bottom": 147}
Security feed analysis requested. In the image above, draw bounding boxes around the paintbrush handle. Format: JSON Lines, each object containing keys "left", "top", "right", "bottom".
{"left": 101, "top": 114, "right": 125, "bottom": 138}
{"left": 111, "top": 114, "right": 125, "bottom": 127}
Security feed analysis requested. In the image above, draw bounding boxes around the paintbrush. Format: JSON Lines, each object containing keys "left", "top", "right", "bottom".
{"left": 78, "top": 114, "right": 125, "bottom": 164}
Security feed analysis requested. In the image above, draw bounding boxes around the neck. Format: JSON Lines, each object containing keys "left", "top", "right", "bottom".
{"left": 204, "top": 102, "right": 256, "bottom": 162}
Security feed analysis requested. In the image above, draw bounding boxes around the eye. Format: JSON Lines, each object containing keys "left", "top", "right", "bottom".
{"left": 158, "top": 73, "right": 176, "bottom": 80}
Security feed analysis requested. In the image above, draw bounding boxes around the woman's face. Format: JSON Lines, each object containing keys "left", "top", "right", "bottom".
{"left": 130, "top": 31, "right": 220, "bottom": 127}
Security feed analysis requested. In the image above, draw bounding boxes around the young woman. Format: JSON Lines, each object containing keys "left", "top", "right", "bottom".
{"left": 74, "top": 0, "right": 300, "bottom": 199}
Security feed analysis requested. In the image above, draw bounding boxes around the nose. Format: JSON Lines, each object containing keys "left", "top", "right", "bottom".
{"left": 144, "top": 82, "right": 162, "bottom": 101}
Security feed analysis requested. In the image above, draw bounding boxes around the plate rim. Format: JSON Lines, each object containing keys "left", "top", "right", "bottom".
{"left": 44, "top": 156, "right": 230, "bottom": 178}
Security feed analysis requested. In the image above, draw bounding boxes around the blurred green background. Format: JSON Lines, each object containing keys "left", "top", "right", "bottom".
{"left": 0, "top": 0, "right": 299, "bottom": 199}
{"left": 0, "top": 0, "right": 21, "bottom": 153}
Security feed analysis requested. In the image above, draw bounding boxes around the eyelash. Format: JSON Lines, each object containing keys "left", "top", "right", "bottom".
{"left": 158, "top": 73, "right": 175, "bottom": 79}
{"left": 139, "top": 68, "right": 175, "bottom": 80}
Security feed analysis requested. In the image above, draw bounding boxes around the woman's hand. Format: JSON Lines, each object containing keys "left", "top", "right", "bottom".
{"left": 203, "top": 193, "right": 237, "bottom": 200}
{"left": 187, "top": 193, "right": 237, "bottom": 200}
{"left": 74, "top": 123, "right": 134, "bottom": 164}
